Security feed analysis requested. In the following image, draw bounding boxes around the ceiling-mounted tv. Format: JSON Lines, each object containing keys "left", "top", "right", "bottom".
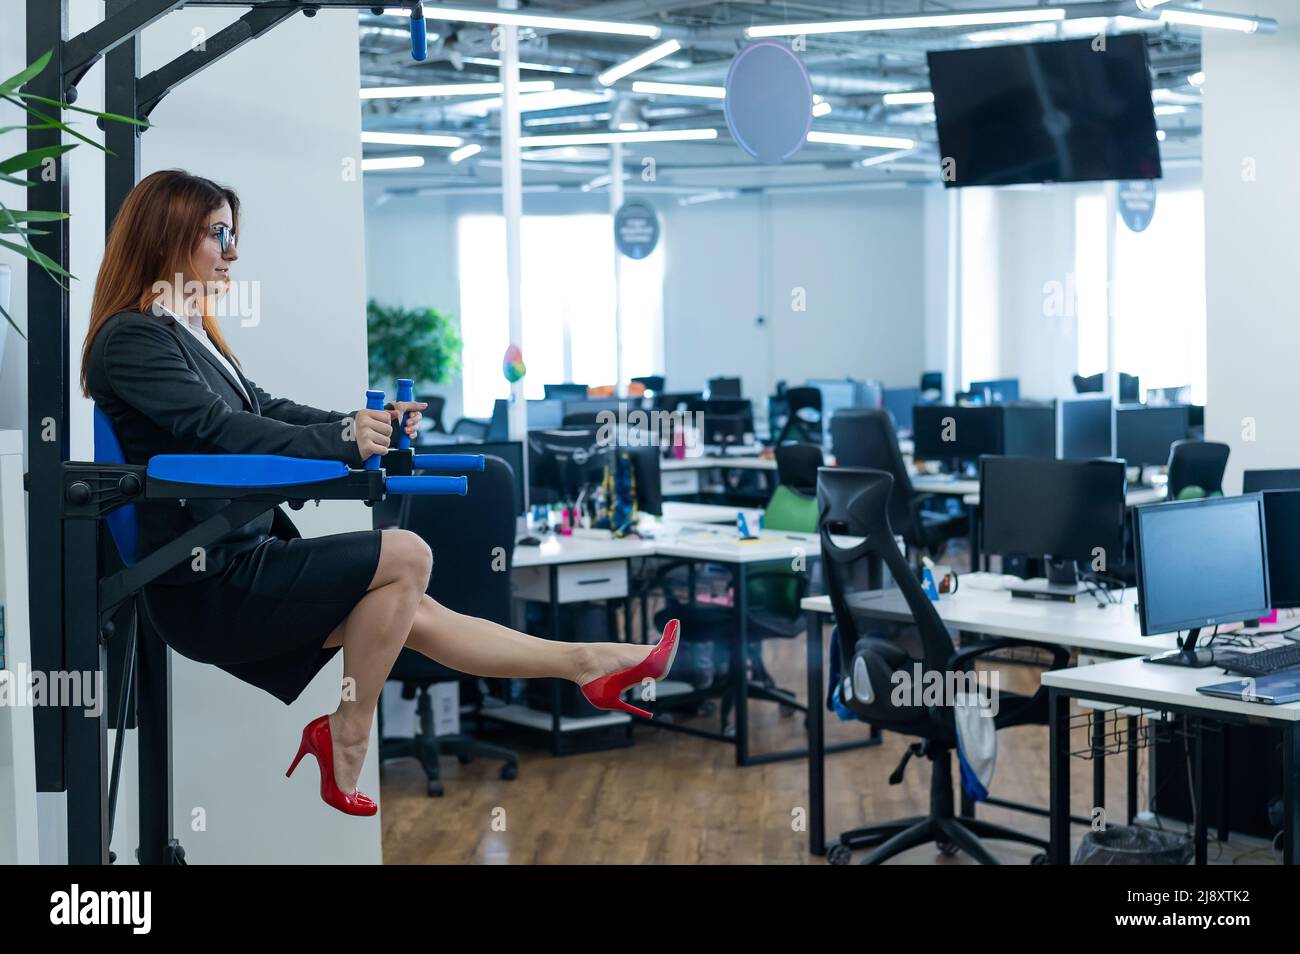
{"left": 927, "top": 34, "right": 1162, "bottom": 187}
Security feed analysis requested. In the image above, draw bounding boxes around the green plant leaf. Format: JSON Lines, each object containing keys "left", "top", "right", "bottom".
{"left": 0, "top": 143, "right": 76, "bottom": 175}
{"left": 15, "top": 92, "right": 152, "bottom": 128}
{"left": 0, "top": 50, "right": 52, "bottom": 95}
{"left": 0, "top": 301, "right": 28, "bottom": 342}
{"left": 2, "top": 95, "right": 105, "bottom": 151}
{"left": 0, "top": 172, "right": 35, "bottom": 187}
{"left": 0, "top": 238, "right": 75, "bottom": 282}
{"left": 0, "top": 209, "right": 67, "bottom": 223}
{"left": 0, "top": 122, "right": 60, "bottom": 135}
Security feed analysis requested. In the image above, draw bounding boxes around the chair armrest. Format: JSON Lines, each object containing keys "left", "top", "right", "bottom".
{"left": 949, "top": 637, "right": 1071, "bottom": 672}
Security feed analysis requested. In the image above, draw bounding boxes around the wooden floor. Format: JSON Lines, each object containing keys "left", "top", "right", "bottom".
{"left": 380, "top": 618, "right": 1279, "bottom": 865}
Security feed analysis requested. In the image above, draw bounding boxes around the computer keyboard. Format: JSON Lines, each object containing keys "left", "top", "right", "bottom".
{"left": 1217, "top": 643, "right": 1300, "bottom": 678}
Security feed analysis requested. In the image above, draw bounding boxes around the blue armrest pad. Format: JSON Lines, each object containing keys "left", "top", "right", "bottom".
{"left": 147, "top": 454, "right": 349, "bottom": 488}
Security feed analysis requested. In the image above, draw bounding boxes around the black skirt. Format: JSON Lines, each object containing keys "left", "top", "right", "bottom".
{"left": 143, "top": 529, "right": 384, "bottom": 705}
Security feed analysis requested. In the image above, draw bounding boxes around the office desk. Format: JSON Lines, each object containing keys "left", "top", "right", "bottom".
{"left": 798, "top": 575, "right": 1184, "bottom": 855}
{"left": 661, "top": 455, "right": 776, "bottom": 502}
{"left": 1043, "top": 657, "right": 1300, "bottom": 865}
{"left": 659, "top": 502, "right": 763, "bottom": 525}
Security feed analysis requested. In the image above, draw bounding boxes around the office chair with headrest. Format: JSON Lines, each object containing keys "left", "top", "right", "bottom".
{"left": 829, "top": 409, "right": 967, "bottom": 564}
{"left": 380, "top": 455, "right": 520, "bottom": 795}
{"left": 1166, "top": 439, "right": 1229, "bottom": 500}
{"left": 1073, "top": 372, "right": 1140, "bottom": 403}
{"left": 774, "top": 442, "right": 824, "bottom": 497}
{"left": 775, "top": 386, "right": 822, "bottom": 445}
{"left": 817, "top": 467, "right": 1069, "bottom": 865}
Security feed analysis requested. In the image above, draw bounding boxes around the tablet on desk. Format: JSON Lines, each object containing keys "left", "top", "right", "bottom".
{"left": 1198, "top": 672, "right": 1300, "bottom": 705}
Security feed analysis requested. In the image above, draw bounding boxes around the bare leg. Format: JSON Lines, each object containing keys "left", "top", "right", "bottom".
{"left": 401, "top": 593, "right": 654, "bottom": 686}
{"left": 320, "top": 529, "right": 431, "bottom": 794}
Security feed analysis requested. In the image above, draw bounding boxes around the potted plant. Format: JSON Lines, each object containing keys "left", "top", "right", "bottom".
{"left": 366, "top": 299, "right": 463, "bottom": 404}
{"left": 0, "top": 49, "right": 147, "bottom": 349}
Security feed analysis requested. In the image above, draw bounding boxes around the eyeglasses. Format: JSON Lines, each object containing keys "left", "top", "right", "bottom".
{"left": 209, "top": 223, "right": 237, "bottom": 253}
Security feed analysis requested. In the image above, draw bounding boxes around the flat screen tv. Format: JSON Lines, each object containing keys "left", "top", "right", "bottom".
{"left": 927, "top": 34, "right": 1162, "bottom": 187}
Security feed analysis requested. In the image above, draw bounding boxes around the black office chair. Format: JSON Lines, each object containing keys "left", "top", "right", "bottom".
{"left": 775, "top": 386, "right": 822, "bottom": 445}
{"left": 1166, "top": 439, "right": 1229, "bottom": 499}
{"left": 829, "top": 409, "right": 967, "bottom": 564}
{"left": 919, "top": 371, "right": 943, "bottom": 397}
{"left": 706, "top": 376, "right": 742, "bottom": 399}
{"left": 417, "top": 394, "right": 447, "bottom": 433}
{"left": 379, "top": 455, "right": 520, "bottom": 796}
{"left": 775, "top": 442, "right": 823, "bottom": 497}
{"left": 631, "top": 375, "right": 665, "bottom": 395}
{"left": 1073, "top": 372, "right": 1140, "bottom": 403}
{"left": 817, "top": 467, "right": 1069, "bottom": 865}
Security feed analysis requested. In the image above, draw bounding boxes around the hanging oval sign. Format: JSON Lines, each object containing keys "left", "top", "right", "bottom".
{"left": 1118, "top": 180, "right": 1157, "bottom": 233}
{"left": 614, "top": 200, "right": 660, "bottom": 260}
{"left": 724, "top": 40, "right": 813, "bottom": 165}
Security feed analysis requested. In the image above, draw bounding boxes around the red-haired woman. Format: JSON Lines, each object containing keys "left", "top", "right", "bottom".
{"left": 82, "top": 170, "right": 677, "bottom": 816}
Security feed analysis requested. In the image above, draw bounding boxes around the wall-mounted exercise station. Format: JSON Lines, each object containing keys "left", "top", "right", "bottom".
{"left": 24, "top": 0, "right": 444, "bottom": 865}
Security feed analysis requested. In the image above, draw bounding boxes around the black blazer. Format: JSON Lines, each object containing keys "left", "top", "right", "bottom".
{"left": 85, "top": 310, "right": 369, "bottom": 585}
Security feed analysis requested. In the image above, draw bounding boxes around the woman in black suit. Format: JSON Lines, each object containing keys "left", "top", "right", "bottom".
{"left": 81, "top": 170, "right": 677, "bottom": 816}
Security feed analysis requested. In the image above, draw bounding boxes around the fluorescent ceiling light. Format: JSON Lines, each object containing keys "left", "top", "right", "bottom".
{"left": 807, "top": 130, "right": 915, "bottom": 149}
{"left": 812, "top": 101, "right": 832, "bottom": 117}
{"left": 598, "top": 40, "right": 682, "bottom": 86}
{"left": 1153, "top": 104, "right": 1187, "bottom": 116}
{"left": 384, "top": 6, "right": 661, "bottom": 38}
{"left": 631, "top": 81, "right": 726, "bottom": 99}
{"left": 362, "top": 131, "right": 463, "bottom": 147}
{"left": 520, "top": 128, "right": 719, "bottom": 147}
{"left": 881, "top": 91, "right": 934, "bottom": 105}
{"left": 1189, "top": 71, "right": 1205, "bottom": 87}
{"left": 362, "top": 81, "right": 555, "bottom": 99}
{"left": 858, "top": 148, "right": 914, "bottom": 168}
{"left": 679, "top": 190, "right": 738, "bottom": 206}
{"left": 362, "top": 156, "right": 425, "bottom": 171}
{"left": 746, "top": 6, "right": 1065, "bottom": 37}
{"left": 1159, "top": 8, "right": 1262, "bottom": 33}
{"left": 448, "top": 143, "right": 482, "bottom": 164}
{"left": 461, "top": 56, "right": 578, "bottom": 74}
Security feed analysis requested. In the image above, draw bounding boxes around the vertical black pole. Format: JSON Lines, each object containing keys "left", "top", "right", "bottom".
{"left": 1048, "top": 689, "right": 1070, "bottom": 865}
{"left": 804, "top": 610, "right": 825, "bottom": 856}
{"left": 26, "top": 0, "right": 70, "bottom": 803}
{"left": 1283, "top": 725, "right": 1298, "bottom": 866}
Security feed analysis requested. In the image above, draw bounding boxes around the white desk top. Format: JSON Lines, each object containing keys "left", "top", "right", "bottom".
{"left": 511, "top": 533, "right": 657, "bottom": 567}
{"left": 661, "top": 456, "right": 776, "bottom": 472}
{"left": 911, "top": 474, "right": 981, "bottom": 496}
{"left": 1041, "top": 656, "right": 1300, "bottom": 723}
{"left": 800, "top": 573, "right": 1182, "bottom": 656}
{"left": 659, "top": 502, "right": 763, "bottom": 525}
{"left": 651, "top": 523, "right": 820, "bottom": 564}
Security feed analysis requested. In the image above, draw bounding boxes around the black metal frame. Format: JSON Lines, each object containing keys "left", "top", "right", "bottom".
{"left": 25, "top": 0, "right": 429, "bottom": 864}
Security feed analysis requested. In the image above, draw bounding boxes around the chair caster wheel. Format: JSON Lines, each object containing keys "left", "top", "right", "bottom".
{"left": 427, "top": 781, "right": 444, "bottom": 797}
{"left": 937, "top": 839, "right": 959, "bottom": 857}
{"left": 827, "top": 844, "right": 853, "bottom": 866}
{"left": 457, "top": 754, "right": 472, "bottom": 765}
{"left": 1031, "top": 853, "right": 1049, "bottom": 865}
{"left": 500, "top": 763, "right": 518, "bottom": 781}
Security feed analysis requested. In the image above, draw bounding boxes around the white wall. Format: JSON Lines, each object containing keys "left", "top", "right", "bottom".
{"left": 1203, "top": 0, "right": 1300, "bottom": 493}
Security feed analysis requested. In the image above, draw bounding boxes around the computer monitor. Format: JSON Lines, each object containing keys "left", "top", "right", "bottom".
{"left": 857, "top": 380, "right": 884, "bottom": 410}
{"left": 882, "top": 386, "right": 920, "bottom": 435}
{"left": 621, "top": 445, "right": 663, "bottom": 517}
{"left": 654, "top": 391, "right": 702, "bottom": 412}
{"left": 486, "top": 398, "right": 509, "bottom": 441}
{"left": 420, "top": 440, "right": 526, "bottom": 515}
{"left": 706, "top": 376, "right": 742, "bottom": 399}
{"left": 527, "top": 398, "right": 565, "bottom": 430}
{"left": 1115, "top": 405, "right": 1190, "bottom": 470}
{"left": 911, "top": 405, "right": 1002, "bottom": 464}
{"left": 688, "top": 398, "right": 754, "bottom": 447}
{"left": 981, "top": 456, "right": 1126, "bottom": 586}
{"left": 1059, "top": 396, "right": 1113, "bottom": 459}
{"left": 562, "top": 399, "right": 622, "bottom": 427}
{"left": 1262, "top": 490, "right": 1300, "bottom": 610}
{"left": 526, "top": 428, "right": 612, "bottom": 505}
{"left": 1133, "top": 494, "right": 1271, "bottom": 667}
{"left": 544, "top": 383, "right": 588, "bottom": 400}
{"left": 1243, "top": 469, "right": 1300, "bottom": 493}
{"left": 969, "top": 378, "right": 1020, "bottom": 405}
{"left": 808, "top": 379, "right": 859, "bottom": 435}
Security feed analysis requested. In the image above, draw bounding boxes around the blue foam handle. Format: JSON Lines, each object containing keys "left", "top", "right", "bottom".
{"left": 412, "top": 453, "right": 485, "bottom": 473}
{"left": 387, "top": 475, "right": 467, "bottom": 496}
{"left": 410, "top": 8, "right": 427, "bottom": 61}
{"left": 365, "top": 388, "right": 385, "bottom": 471}
{"left": 396, "top": 378, "right": 414, "bottom": 450}
{"left": 148, "top": 454, "right": 349, "bottom": 487}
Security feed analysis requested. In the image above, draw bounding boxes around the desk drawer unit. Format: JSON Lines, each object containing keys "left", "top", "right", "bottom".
{"left": 513, "top": 560, "right": 628, "bottom": 604}
{"left": 661, "top": 470, "right": 701, "bottom": 496}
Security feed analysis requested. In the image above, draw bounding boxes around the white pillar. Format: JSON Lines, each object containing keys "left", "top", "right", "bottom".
{"left": 1103, "top": 180, "right": 1119, "bottom": 402}
{"left": 610, "top": 140, "right": 624, "bottom": 394}
{"left": 944, "top": 188, "right": 962, "bottom": 403}
{"left": 500, "top": 0, "right": 526, "bottom": 441}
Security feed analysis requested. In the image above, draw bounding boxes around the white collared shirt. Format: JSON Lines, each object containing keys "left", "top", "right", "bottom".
{"left": 153, "top": 300, "right": 252, "bottom": 407}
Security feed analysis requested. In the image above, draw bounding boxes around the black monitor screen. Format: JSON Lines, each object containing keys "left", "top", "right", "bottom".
{"left": 981, "top": 456, "right": 1126, "bottom": 563}
{"left": 1116, "top": 405, "right": 1189, "bottom": 468}
{"left": 928, "top": 35, "right": 1161, "bottom": 187}
{"left": 912, "top": 405, "right": 1001, "bottom": 462}
{"left": 527, "top": 429, "right": 612, "bottom": 504}
{"left": 527, "top": 398, "right": 565, "bottom": 430}
{"left": 1134, "top": 495, "right": 1270, "bottom": 636}
{"left": 1244, "top": 469, "right": 1300, "bottom": 494}
{"left": 1060, "top": 397, "right": 1113, "bottom": 459}
{"left": 1263, "top": 490, "right": 1300, "bottom": 609}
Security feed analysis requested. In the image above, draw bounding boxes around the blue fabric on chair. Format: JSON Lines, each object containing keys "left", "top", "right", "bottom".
{"left": 94, "top": 404, "right": 138, "bottom": 567}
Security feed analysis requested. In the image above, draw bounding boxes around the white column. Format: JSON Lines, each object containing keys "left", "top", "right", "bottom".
{"left": 1103, "top": 180, "right": 1119, "bottom": 402}
{"left": 500, "top": 0, "right": 526, "bottom": 441}
{"left": 610, "top": 140, "right": 624, "bottom": 394}
{"left": 944, "top": 188, "right": 962, "bottom": 403}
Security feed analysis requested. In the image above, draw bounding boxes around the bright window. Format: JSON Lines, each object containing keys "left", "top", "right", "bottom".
{"left": 457, "top": 213, "right": 663, "bottom": 417}
{"left": 1074, "top": 188, "right": 1108, "bottom": 378}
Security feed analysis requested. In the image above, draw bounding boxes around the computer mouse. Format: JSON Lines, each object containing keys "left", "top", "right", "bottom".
{"left": 517, "top": 536, "right": 543, "bottom": 546}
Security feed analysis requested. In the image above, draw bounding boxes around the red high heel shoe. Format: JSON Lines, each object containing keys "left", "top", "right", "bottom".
{"left": 286, "top": 714, "right": 378, "bottom": 817}
{"left": 580, "top": 618, "right": 680, "bottom": 718}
